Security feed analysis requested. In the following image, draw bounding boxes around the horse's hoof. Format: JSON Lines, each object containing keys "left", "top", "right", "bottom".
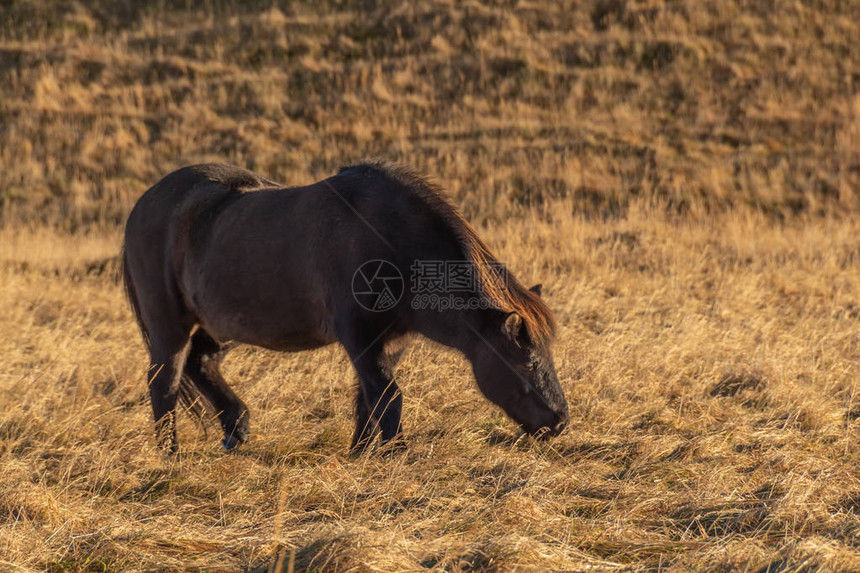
{"left": 379, "top": 438, "right": 407, "bottom": 457}
{"left": 222, "top": 435, "right": 243, "bottom": 451}
{"left": 221, "top": 409, "right": 250, "bottom": 452}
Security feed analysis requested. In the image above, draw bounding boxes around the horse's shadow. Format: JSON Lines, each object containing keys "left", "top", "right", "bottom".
{"left": 247, "top": 535, "right": 355, "bottom": 573}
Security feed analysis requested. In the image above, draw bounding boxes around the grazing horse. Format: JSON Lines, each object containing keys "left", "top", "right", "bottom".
{"left": 122, "top": 162, "right": 569, "bottom": 454}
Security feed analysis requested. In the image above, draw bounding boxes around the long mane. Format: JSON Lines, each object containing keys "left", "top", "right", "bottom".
{"left": 340, "top": 161, "right": 556, "bottom": 346}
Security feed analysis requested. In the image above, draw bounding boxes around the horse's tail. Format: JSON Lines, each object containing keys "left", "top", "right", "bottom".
{"left": 122, "top": 243, "right": 211, "bottom": 423}
{"left": 121, "top": 244, "right": 150, "bottom": 349}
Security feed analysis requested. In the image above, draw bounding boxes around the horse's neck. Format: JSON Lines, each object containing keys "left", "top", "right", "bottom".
{"left": 414, "top": 306, "right": 484, "bottom": 362}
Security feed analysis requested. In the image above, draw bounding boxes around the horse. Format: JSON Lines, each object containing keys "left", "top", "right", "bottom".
{"left": 122, "top": 161, "right": 569, "bottom": 454}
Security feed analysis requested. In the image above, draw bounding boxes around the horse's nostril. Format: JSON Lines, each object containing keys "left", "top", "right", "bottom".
{"left": 553, "top": 417, "right": 568, "bottom": 435}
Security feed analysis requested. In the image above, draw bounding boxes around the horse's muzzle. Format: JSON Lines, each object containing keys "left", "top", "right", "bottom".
{"left": 530, "top": 414, "right": 568, "bottom": 440}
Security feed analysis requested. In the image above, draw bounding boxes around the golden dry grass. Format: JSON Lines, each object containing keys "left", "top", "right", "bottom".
{"left": 1, "top": 1, "right": 859, "bottom": 571}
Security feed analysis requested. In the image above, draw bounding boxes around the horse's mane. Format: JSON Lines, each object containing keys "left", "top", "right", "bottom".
{"left": 191, "top": 163, "right": 281, "bottom": 191}
{"left": 339, "top": 161, "right": 556, "bottom": 346}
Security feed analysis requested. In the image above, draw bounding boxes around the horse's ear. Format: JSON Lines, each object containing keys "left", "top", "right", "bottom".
{"left": 529, "top": 283, "right": 543, "bottom": 297}
{"left": 503, "top": 313, "right": 523, "bottom": 341}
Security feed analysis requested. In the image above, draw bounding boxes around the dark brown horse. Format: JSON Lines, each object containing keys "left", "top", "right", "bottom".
{"left": 122, "top": 162, "right": 569, "bottom": 454}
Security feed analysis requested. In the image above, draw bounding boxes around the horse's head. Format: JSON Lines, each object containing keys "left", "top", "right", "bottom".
{"left": 470, "top": 285, "right": 569, "bottom": 438}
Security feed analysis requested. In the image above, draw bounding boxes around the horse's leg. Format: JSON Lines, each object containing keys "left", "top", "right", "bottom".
{"left": 128, "top": 266, "right": 195, "bottom": 455}
{"left": 337, "top": 324, "right": 404, "bottom": 454}
{"left": 351, "top": 388, "right": 373, "bottom": 453}
{"left": 147, "top": 325, "right": 193, "bottom": 455}
{"left": 351, "top": 354, "right": 403, "bottom": 455}
{"left": 183, "top": 329, "right": 250, "bottom": 450}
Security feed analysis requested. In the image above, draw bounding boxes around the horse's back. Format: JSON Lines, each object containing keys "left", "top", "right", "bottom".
{"left": 146, "top": 163, "right": 278, "bottom": 198}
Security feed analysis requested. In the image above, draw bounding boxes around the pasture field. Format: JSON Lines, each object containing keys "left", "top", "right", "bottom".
{"left": 1, "top": 1, "right": 859, "bottom": 571}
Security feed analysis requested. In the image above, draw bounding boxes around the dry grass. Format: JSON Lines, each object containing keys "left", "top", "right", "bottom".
{"left": 1, "top": 1, "right": 859, "bottom": 571}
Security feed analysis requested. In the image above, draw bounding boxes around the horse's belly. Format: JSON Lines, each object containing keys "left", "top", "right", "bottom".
{"left": 192, "top": 291, "right": 336, "bottom": 352}
{"left": 204, "top": 314, "right": 336, "bottom": 351}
